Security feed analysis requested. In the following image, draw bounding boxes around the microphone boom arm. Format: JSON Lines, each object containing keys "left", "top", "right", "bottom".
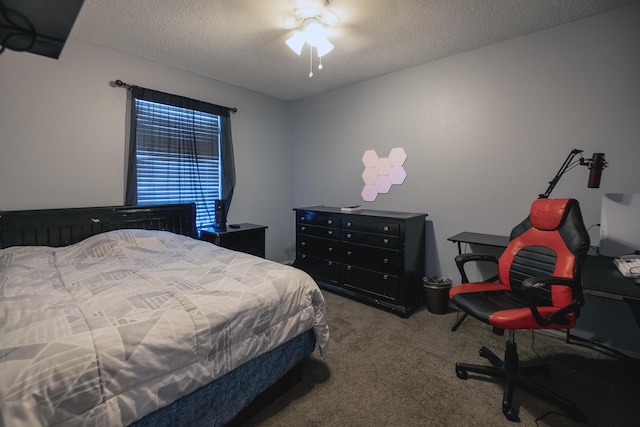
{"left": 539, "top": 149, "right": 584, "bottom": 199}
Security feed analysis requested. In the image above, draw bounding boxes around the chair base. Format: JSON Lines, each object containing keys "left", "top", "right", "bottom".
{"left": 451, "top": 312, "right": 467, "bottom": 331}
{"left": 455, "top": 339, "right": 585, "bottom": 422}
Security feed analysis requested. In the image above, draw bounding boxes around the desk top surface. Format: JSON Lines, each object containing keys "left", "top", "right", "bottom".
{"left": 583, "top": 255, "right": 640, "bottom": 300}
{"left": 448, "top": 231, "right": 510, "bottom": 248}
{"left": 448, "top": 231, "right": 640, "bottom": 301}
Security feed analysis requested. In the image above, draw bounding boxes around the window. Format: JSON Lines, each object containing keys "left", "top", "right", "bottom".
{"left": 125, "top": 86, "right": 235, "bottom": 228}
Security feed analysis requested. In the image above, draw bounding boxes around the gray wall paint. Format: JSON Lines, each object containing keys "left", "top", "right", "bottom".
{"left": 0, "top": 39, "right": 293, "bottom": 261}
{"left": 291, "top": 4, "right": 640, "bottom": 282}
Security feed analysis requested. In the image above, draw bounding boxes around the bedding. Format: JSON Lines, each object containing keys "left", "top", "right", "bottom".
{"left": 0, "top": 229, "right": 329, "bottom": 427}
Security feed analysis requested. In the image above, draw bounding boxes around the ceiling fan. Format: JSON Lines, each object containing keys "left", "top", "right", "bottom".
{"left": 282, "top": 0, "right": 340, "bottom": 77}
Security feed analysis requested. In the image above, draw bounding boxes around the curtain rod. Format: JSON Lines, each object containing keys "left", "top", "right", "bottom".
{"left": 113, "top": 79, "right": 238, "bottom": 113}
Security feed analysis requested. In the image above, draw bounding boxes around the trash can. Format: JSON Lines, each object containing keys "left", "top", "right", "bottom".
{"left": 423, "top": 276, "right": 452, "bottom": 314}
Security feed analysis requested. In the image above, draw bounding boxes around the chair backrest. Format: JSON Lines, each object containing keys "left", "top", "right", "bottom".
{"left": 498, "top": 198, "right": 590, "bottom": 308}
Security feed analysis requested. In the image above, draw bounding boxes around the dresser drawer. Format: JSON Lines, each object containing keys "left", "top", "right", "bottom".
{"left": 297, "top": 236, "right": 341, "bottom": 259}
{"left": 342, "top": 230, "right": 399, "bottom": 249}
{"left": 297, "top": 224, "right": 339, "bottom": 240}
{"left": 342, "top": 242, "right": 399, "bottom": 274}
{"left": 297, "top": 210, "right": 339, "bottom": 228}
{"left": 295, "top": 254, "right": 341, "bottom": 285}
{"left": 343, "top": 265, "right": 399, "bottom": 301}
{"left": 342, "top": 216, "right": 400, "bottom": 235}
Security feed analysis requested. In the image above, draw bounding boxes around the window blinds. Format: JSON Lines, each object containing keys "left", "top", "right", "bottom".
{"left": 134, "top": 99, "right": 221, "bottom": 227}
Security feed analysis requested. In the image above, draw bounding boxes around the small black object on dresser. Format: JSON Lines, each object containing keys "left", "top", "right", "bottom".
{"left": 200, "top": 223, "right": 267, "bottom": 258}
{"left": 293, "top": 207, "right": 427, "bottom": 317}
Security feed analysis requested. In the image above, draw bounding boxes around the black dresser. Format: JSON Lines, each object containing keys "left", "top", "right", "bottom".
{"left": 293, "top": 207, "right": 427, "bottom": 317}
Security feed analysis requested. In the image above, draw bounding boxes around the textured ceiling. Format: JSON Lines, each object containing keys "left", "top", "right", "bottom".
{"left": 70, "top": 0, "right": 639, "bottom": 101}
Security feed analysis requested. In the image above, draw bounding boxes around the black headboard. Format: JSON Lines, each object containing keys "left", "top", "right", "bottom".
{"left": 0, "top": 203, "right": 197, "bottom": 249}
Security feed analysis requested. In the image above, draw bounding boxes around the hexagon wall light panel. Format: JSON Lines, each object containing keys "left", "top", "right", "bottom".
{"left": 388, "top": 166, "right": 407, "bottom": 185}
{"left": 375, "top": 175, "right": 392, "bottom": 193}
{"left": 360, "top": 147, "right": 407, "bottom": 201}
{"left": 389, "top": 147, "right": 407, "bottom": 166}
{"left": 361, "top": 184, "right": 378, "bottom": 201}
{"left": 374, "top": 157, "right": 392, "bottom": 176}
{"left": 362, "top": 167, "right": 378, "bottom": 185}
{"left": 361, "top": 150, "right": 378, "bottom": 168}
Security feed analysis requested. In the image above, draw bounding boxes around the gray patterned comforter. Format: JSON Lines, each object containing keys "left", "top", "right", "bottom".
{"left": 0, "top": 230, "right": 329, "bottom": 427}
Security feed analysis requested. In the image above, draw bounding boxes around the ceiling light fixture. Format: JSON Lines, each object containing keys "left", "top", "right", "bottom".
{"left": 285, "top": 4, "right": 337, "bottom": 78}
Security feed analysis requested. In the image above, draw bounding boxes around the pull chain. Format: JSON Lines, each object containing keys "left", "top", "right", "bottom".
{"left": 308, "top": 47, "right": 326, "bottom": 77}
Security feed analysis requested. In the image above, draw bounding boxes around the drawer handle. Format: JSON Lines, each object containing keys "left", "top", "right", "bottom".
{"left": 301, "top": 254, "right": 306, "bottom": 259}
{"left": 300, "top": 216, "right": 306, "bottom": 221}
{"left": 301, "top": 226, "right": 306, "bottom": 231}
{"left": 383, "top": 226, "right": 389, "bottom": 232}
{"left": 328, "top": 247, "right": 333, "bottom": 252}
{"left": 346, "top": 233, "right": 352, "bottom": 239}
{"left": 347, "top": 265, "right": 352, "bottom": 270}
{"left": 383, "top": 238, "right": 389, "bottom": 245}
{"left": 328, "top": 219, "right": 333, "bottom": 225}
{"left": 383, "top": 274, "right": 388, "bottom": 280}
{"left": 301, "top": 242, "right": 306, "bottom": 246}
{"left": 346, "top": 250, "right": 352, "bottom": 256}
{"left": 328, "top": 261, "right": 333, "bottom": 266}
{"left": 346, "top": 221, "right": 352, "bottom": 227}
{"left": 328, "top": 230, "right": 333, "bottom": 236}
{"left": 383, "top": 258, "right": 389, "bottom": 263}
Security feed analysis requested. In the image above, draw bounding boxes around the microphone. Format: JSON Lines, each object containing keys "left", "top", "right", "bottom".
{"left": 587, "top": 153, "right": 606, "bottom": 188}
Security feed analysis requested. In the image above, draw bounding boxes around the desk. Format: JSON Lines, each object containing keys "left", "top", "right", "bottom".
{"left": 448, "top": 232, "right": 640, "bottom": 302}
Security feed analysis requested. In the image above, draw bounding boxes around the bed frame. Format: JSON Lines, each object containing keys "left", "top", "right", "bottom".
{"left": 0, "top": 203, "right": 197, "bottom": 248}
{"left": 0, "top": 203, "right": 315, "bottom": 426}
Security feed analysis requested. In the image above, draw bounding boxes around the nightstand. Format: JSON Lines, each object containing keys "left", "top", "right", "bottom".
{"left": 199, "top": 223, "right": 267, "bottom": 258}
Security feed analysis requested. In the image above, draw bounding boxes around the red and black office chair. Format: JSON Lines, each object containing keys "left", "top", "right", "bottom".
{"left": 449, "top": 198, "right": 590, "bottom": 422}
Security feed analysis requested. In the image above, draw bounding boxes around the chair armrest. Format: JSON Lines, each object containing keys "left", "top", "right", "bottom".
{"left": 454, "top": 253, "right": 498, "bottom": 283}
{"left": 521, "top": 276, "right": 585, "bottom": 327}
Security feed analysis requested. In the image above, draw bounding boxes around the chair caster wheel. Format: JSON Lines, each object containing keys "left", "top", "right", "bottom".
{"left": 502, "top": 404, "right": 520, "bottom": 422}
{"left": 455, "top": 366, "right": 468, "bottom": 379}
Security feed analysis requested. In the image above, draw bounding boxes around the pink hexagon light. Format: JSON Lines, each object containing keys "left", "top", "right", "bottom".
{"left": 362, "top": 150, "right": 378, "bottom": 168}
{"left": 375, "top": 175, "right": 392, "bottom": 193}
{"left": 361, "top": 184, "right": 378, "bottom": 202}
{"left": 374, "top": 157, "right": 392, "bottom": 176}
{"left": 388, "top": 166, "right": 407, "bottom": 185}
{"left": 389, "top": 147, "right": 407, "bottom": 166}
{"left": 362, "top": 167, "right": 378, "bottom": 185}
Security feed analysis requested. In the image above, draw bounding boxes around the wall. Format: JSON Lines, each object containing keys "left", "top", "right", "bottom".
{"left": 290, "top": 4, "right": 640, "bottom": 281}
{"left": 0, "top": 39, "right": 293, "bottom": 261}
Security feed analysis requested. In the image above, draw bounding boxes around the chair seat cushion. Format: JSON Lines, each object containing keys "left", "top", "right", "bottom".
{"left": 450, "top": 283, "right": 576, "bottom": 329}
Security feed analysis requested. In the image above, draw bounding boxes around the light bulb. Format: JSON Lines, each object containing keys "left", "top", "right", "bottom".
{"left": 304, "top": 21, "right": 326, "bottom": 46}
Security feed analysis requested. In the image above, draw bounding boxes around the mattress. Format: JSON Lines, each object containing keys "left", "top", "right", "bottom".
{"left": 0, "top": 229, "right": 329, "bottom": 427}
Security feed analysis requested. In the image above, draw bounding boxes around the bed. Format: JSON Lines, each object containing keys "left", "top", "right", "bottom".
{"left": 0, "top": 203, "right": 329, "bottom": 427}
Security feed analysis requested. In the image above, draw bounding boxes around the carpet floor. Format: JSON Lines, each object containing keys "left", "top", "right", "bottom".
{"left": 243, "top": 291, "right": 640, "bottom": 427}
